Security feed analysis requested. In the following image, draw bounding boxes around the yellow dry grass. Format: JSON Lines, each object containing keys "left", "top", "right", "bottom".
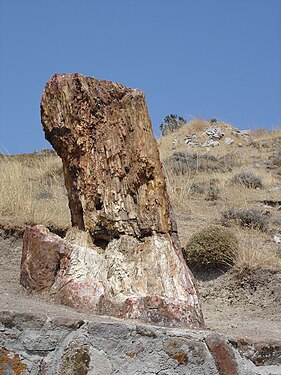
{"left": 0, "top": 119, "right": 280, "bottom": 272}
{"left": 233, "top": 228, "right": 281, "bottom": 272}
{"left": 0, "top": 151, "right": 70, "bottom": 231}
{"left": 160, "top": 121, "right": 281, "bottom": 271}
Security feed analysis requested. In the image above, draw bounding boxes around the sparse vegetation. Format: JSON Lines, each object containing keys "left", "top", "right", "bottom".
{"left": 190, "top": 181, "right": 205, "bottom": 194}
{"left": 231, "top": 171, "right": 263, "bottom": 189}
{"left": 160, "top": 120, "right": 281, "bottom": 273}
{"left": 0, "top": 119, "right": 280, "bottom": 275}
{"left": 0, "top": 151, "right": 70, "bottom": 231}
{"left": 160, "top": 114, "right": 186, "bottom": 136}
{"left": 184, "top": 225, "right": 238, "bottom": 268}
{"left": 221, "top": 208, "right": 268, "bottom": 231}
{"left": 273, "top": 153, "right": 281, "bottom": 167}
{"left": 164, "top": 152, "right": 234, "bottom": 176}
{"left": 232, "top": 228, "right": 281, "bottom": 272}
{"left": 205, "top": 178, "right": 220, "bottom": 201}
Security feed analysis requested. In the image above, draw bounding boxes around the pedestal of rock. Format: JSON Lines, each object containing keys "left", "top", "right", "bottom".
{"left": 20, "top": 74, "right": 203, "bottom": 328}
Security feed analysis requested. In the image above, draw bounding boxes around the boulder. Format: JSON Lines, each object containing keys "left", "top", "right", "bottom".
{"left": 20, "top": 74, "right": 203, "bottom": 328}
{"left": 205, "top": 126, "right": 224, "bottom": 140}
{"left": 184, "top": 134, "right": 200, "bottom": 147}
{"left": 225, "top": 137, "right": 234, "bottom": 145}
{"left": 202, "top": 139, "right": 220, "bottom": 148}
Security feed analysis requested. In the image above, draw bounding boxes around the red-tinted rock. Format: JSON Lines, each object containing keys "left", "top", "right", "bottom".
{"left": 20, "top": 225, "right": 70, "bottom": 292}
{"left": 206, "top": 333, "right": 239, "bottom": 375}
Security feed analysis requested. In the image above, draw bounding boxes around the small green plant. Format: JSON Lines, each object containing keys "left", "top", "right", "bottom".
{"left": 221, "top": 208, "right": 268, "bottom": 231}
{"left": 160, "top": 114, "right": 186, "bottom": 136}
{"left": 184, "top": 225, "right": 238, "bottom": 268}
{"left": 209, "top": 118, "right": 218, "bottom": 125}
{"left": 231, "top": 172, "right": 263, "bottom": 189}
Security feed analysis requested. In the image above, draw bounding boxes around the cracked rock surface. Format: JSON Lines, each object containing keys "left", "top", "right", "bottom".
{"left": 1, "top": 310, "right": 275, "bottom": 375}
{"left": 20, "top": 74, "right": 203, "bottom": 328}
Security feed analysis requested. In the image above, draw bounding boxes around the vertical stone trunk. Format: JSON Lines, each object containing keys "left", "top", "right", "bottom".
{"left": 41, "top": 74, "right": 174, "bottom": 242}
{"left": 20, "top": 74, "right": 204, "bottom": 328}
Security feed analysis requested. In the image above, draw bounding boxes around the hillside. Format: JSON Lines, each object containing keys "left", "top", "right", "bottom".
{"left": 0, "top": 119, "right": 281, "bottom": 343}
{"left": 159, "top": 119, "right": 281, "bottom": 271}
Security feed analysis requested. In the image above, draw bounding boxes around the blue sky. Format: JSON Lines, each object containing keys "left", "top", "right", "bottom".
{"left": 0, "top": 1, "right": 280, "bottom": 154}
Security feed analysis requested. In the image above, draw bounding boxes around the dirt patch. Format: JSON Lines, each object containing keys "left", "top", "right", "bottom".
{"left": 197, "top": 268, "right": 281, "bottom": 341}
{"left": 0, "top": 229, "right": 280, "bottom": 343}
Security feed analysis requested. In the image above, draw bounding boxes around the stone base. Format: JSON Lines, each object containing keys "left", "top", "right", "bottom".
{"left": 1, "top": 309, "right": 280, "bottom": 375}
{"left": 20, "top": 225, "right": 203, "bottom": 328}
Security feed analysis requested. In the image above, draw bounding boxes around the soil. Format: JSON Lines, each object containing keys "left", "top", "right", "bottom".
{"left": 0, "top": 229, "right": 280, "bottom": 343}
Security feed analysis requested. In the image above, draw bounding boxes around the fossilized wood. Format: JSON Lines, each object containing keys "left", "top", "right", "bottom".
{"left": 21, "top": 225, "right": 203, "bottom": 327}
{"left": 20, "top": 74, "right": 204, "bottom": 328}
{"left": 41, "top": 73, "right": 175, "bottom": 241}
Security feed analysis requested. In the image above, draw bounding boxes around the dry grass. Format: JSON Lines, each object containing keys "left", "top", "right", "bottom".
{"left": 233, "top": 228, "right": 281, "bottom": 272}
{"left": 0, "top": 151, "right": 70, "bottom": 231}
{"left": 160, "top": 121, "right": 281, "bottom": 272}
{"left": 0, "top": 119, "right": 280, "bottom": 273}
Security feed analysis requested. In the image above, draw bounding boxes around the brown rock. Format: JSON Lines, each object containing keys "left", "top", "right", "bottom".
{"left": 0, "top": 347, "right": 27, "bottom": 374}
{"left": 235, "top": 337, "right": 281, "bottom": 366}
{"left": 41, "top": 73, "right": 175, "bottom": 240}
{"left": 20, "top": 74, "right": 204, "bottom": 328}
{"left": 20, "top": 225, "right": 70, "bottom": 292}
{"left": 206, "top": 333, "right": 239, "bottom": 375}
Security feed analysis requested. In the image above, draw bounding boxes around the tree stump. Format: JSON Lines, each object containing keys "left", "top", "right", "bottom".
{"left": 20, "top": 74, "right": 203, "bottom": 328}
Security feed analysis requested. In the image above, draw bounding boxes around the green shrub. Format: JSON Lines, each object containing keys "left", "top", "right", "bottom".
{"left": 209, "top": 118, "right": 218, "bottom": 125}
{"left": 184, "top": 225, "right": 238, "bottom": 268}
{"left": 221, "top": 208, "right": 268, "bottom": 231}
{"left": 160, "top": 114, "right": 186, "bottom": 136}
{"left": 231, "top": 172, "right": 263, "bottom": 189}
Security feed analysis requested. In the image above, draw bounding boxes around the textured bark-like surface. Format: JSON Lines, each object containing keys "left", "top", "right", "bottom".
{"left": 41, "top": 73, "right": 174, "bottom": 240}
{"left": 21, "top": 74, "right": 205, "bottom": 327}
{"left": 21, "top": 225, "right": 203, "bottom": 328}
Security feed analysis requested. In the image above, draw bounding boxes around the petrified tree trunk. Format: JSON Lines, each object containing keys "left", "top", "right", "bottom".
{"left": 21, "top": 74, "right": 203, "bottom": 328}
{"left": 41, "top": 74, "right": 174, "bottom": 242}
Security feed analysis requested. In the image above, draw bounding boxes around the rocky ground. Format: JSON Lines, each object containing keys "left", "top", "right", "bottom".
{"left": 1, "top": 229, "right": 280, "bottom": 344}
{"left": 0, "top": 121, "right": 280, "bottom": 373}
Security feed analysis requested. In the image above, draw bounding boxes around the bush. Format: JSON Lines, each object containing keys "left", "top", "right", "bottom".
{"left": 164, "top": 152, "right": 221, "bottom": 175}
{"left": 190, "top": 182, "right": 205, "bottom": 194}
{"left": 184, "top": 225, "right": 238, "bottom": 268}
{"left": 221, "top": 208, "right": 268, "bottom": 231}
{"left": 231, "top": 172, "right": 263, "bottom": 189}
{"left": 164, "top": 152, "right": 236, "bottom": 176}
{"left": 160, "top": 114, "right": 186, "bottom": 136}
{"left": 272, "top": 151, "right": 281, "bottom": 167}
{"left": 205, "top": 179, "right": 220, "bottom": 201}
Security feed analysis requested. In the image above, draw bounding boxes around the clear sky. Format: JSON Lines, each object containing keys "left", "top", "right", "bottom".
{"left": 0, "top": 0, "right": 280, "bottom": 154}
